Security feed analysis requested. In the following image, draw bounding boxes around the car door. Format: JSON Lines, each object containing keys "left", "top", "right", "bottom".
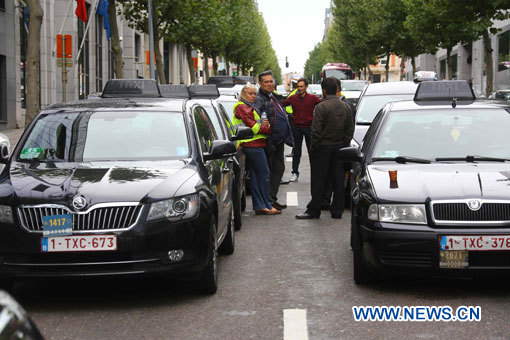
{"left": 192, "top": 105, "right": 232, "bottom": 239}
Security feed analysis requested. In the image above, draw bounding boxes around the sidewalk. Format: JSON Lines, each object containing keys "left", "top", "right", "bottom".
{"left": 1, "top": 128, "right": 25, "bottom": 151}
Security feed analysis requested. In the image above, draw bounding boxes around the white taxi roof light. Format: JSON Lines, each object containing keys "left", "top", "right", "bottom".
{"left": 102, "top": 79, "right": 161, "bottom": 98}
{"left": 159, "top": 84, "right": 190, "bottom": 98}
{"left": 413, "top": 71, "right": 437, "bottom": 83}
{"left": 414, "top": 80, "right": 475, "bottom": 104}
{"left": 188, "top": 84, "right": 220, "bottom": 99}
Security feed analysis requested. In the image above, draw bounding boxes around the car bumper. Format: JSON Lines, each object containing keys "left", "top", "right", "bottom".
{"left": 358, "top": 222, "right": 510, "bottom": 278}
{"left": 0, "top": 212, "right": 212, "bottom": 279}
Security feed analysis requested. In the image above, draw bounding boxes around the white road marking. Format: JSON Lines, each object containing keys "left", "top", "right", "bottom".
{"left": 286, "top": 156, "right": 293, "bottom": 162}
{"left": 287, "top": 192, "right": 298, "bottom": 206}
{"left": 284, "top": 309, "right": 309, "bottom": 340}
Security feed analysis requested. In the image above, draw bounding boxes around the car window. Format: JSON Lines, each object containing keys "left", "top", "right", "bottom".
{"left": 193, "top": 106, "right": 218, "bottom": 154}
{"left": 356, "top": 94, "right": 414, "bottom": 123}
{"left": 342, "top": 82, "right": 366, "bottom": 91}
{"left": 218, "top": 103, "right": 235, "bottom": 136}
{"left": 217, "top": 99, "right": 236, "bottom": 117}
{"left": 18, "top": 111, "right": 189, "bottom": 161}
{"left": 361, "top": 108, "right": 385, "bottom": 154}
{"left": 372, "top": 108, "right": 510, "bottom": 159}
{"left": 202, "top": 103, "right": 226, "bottom": 140}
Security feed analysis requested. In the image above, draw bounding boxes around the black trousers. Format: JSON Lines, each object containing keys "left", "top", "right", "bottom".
{"left": 265, "top": 142, "right": 285, "bottom": 204}
{"left": 306, "top": 144, "right": 345, "bottom": 217}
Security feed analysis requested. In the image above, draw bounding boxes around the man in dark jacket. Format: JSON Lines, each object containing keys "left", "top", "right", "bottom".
{"left": 255, "top": 70, "right": 294, "bottom": 210}
{"left": 296, "top": 77, "right": 354, "bottom": 219}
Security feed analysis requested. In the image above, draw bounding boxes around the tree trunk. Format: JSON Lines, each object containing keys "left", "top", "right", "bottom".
{"left": 411, "top": 56, "right": 416, "bottom": 76}
{"left": 107, "top": 0, "right": 123, "bottom": 78}
{"left": 446, "top": 47, "right": 452, "bottom": 80}
{"left": 203, "top": 52, "right": 209, "bottom": 83}
{"left": 212, "top": 55, "right": 218, "bottom": 76}
{"left": 400, "top": 55, "right": 405, "bottom": 80}
{"left": 152, "top": 19, "right": 166, "bottom": 84}
{"left": 186, "top": 46, "right": 195, "bottom": 84}
{"left": 385, "top": 51, "right": 390, "bottom": 82}
{"left": 483, "top": 29, "right": 494, "bottom": 97}
{"left": 225, "top": 60, "right": 230, "bottom": 75}
{"left": 365, "top": 52, "right": 373, "bottom": 82}
{"left": 25, "top": 0, "right": 43, "bottom": 126}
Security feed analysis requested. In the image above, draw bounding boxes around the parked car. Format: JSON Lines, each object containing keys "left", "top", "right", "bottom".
{"left": 208, "top": 76, "right": 235, "bottom": 88}
{"left": 308, "top": 84, "right": 322, "bottom": 98}
{"left": 341, "top": 80, "right": 510, "bottom": 283}
{"left": 0, "top": 79, "right": 251, "bottom": 294}
{"left": 340, "top": 79, "right": 368, "bottom": 107}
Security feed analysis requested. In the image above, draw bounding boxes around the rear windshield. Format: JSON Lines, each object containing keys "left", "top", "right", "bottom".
{"left": 356, "top": 94, "right": 414, "bottom": 123}
{"left": 18, "top": 111, "right": 189, "bottom": 162}
{"left": 342, "top": 82, "right": 366, "bottom": 91}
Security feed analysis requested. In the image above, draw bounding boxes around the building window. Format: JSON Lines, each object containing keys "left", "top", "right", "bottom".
{"left": 164, "top": 41, "right": 170, "bottom": 84}
{"left": 95, "top": 14, "right": 103, "bottom": 92}
{"left": 19, "top": 6, "right": 28, "bottom": 108}
{"left": 498, "top": 30, "right": 510, "bottom": 72}
{"left": 0, "top": 55, "right": 6, "bottom": 121}
{"left": 78, "top": 4, "right": 90, "bottom": 99}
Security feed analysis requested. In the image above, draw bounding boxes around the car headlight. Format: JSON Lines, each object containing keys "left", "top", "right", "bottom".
{"left": 368, "top": 203, "right": 427, "bottom": 224}
{"left": 0, "top": 205, "right": 14, "bottom": 224}
{"left": 147, "top": 193, "right": 200, "bottom": 222}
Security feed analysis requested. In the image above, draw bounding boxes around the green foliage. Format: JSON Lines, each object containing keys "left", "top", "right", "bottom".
{"left": 303, "top": 41, "right": 336, "bottom": 83}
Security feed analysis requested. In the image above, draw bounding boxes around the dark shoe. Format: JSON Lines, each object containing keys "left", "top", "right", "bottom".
{"left": 331, "top": 213, "right": 342, "bottom": 219}
{"left": 272, "top": 202, "right": 287, "bottom": 210}
{"left": 320, "top": 204, "right": 331, "bottom": 210}
{"left": 280, "top": 179, "right": 290, "bottom": 185}
{"left": 295, "top": 212, "right": 320, "bottom": 219}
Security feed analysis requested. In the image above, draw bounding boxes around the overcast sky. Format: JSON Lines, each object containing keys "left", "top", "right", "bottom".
{"left": 256, "top": 0, "right": 332, "bottom": 76}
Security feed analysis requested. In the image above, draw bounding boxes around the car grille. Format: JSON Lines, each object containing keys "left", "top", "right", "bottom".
{"left": 17, "top": 204, "right": 143, "bottom": 233}
{"left": 432, "top": 202, "right": 510, "bottom": 225}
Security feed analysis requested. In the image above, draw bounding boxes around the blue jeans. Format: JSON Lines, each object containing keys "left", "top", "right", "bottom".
{"left": 244, "top": 147, "right": 272, "bottom": 211}
{"left": 291, "top": 126, "right": 312, "bottom": 175}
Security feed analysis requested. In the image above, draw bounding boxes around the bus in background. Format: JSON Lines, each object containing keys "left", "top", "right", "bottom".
{"left": 320, "top": 63, "right": 354, "bottom": 81}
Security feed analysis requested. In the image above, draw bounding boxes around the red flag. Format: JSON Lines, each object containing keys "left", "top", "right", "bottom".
{"left": 75, "top": 0, "right": 88, "bottom": 22}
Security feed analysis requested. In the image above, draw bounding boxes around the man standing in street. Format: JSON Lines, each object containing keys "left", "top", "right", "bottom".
{"left": 282, "top": 78, "right": 321, "bottom": 182}
{"left": 296, "top": 77, "right": 354, "bottom": 219}
{"left": 256, "top": 70, "right": 294, "bottom": 211}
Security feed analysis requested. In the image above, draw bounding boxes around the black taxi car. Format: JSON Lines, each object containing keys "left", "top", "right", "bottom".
{"left": 340, "top": 80, "right": 510, "bottom": 283}
{"left": 0, "top": 79, "right": 251, "bottom": 294}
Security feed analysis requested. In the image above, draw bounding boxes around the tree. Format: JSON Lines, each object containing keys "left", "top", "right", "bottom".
{"left": 25, "top": 0, "right": 43, "bottom": 125}
{"left": 108, "top": 0, "right": 123, "bottom": 78}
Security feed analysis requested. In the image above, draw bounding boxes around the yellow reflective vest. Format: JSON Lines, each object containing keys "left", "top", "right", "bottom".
{"left": 231, "top": 101, "right": 267, "bottom": 146}
{"left": 285, "top": 88, "right": 298, "bottom": 114}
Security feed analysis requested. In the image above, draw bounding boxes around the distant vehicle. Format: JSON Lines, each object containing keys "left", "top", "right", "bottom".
{"left": 489, "top": 89, "right": 510, "bottom": 101}
{"left": 321, "top": 63, "right": 354, "bottom": 81}
{"left": 276, "top": 85, "right": 288, "bottom": 96}
{"left": 218, "top": 84, "right": 244, "bottom": 97}
{"left": 413, "top": 71, "right": 437, "bottom": 83}
{"left": 234, "top": 76, "right": 255, "bottom": 85}
{"left": 208, "top": 76, "right": 235, "bottom": 88}
{"left": 341, "top": 80, "right": 368, "bottom": 107}
{"left": 307, "top": 84, "right": 322, "bottom": 98}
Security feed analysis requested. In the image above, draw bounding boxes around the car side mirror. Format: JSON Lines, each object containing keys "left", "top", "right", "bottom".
{"left": 231, "top": 126, "right": 253, "bottom": 141}
{"left": 204, "top": 140, "right": 237, "bottom": 161}
{"left": 338, "top": 146, "right": 362, "bottom": 162}
{"left": 0, "top": 145, "right": 9, "bottom": 164}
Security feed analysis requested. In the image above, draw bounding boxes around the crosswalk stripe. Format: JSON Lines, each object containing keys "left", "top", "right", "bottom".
{"left": 283, "top": 309, "right": 308, "bottom": 340}
{"left": 286, "top": 192, "right": 298, "bottom": 206}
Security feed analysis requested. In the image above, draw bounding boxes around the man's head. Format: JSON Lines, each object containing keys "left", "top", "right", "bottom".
{"left": 258, "top": 70, "right": 274, "bottom": 93}
{"left": 297, "top": 78, "right": 308, "bottom": 96}
{"left": 333, "top": 78, "right": 342, "bottom": 97}
{"left": 321, "top": 77, "right": 338, "bottom": 98}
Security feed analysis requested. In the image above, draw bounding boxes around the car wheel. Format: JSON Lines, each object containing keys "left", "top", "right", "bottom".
{"left": 352, "top": 221, "right": 376, "bottom": 285}
{"left": 219, "top": 207, "right": 235, "bottom": 255}
{"left": 197, "top": 219, "right": 218, "bottom": 294}
{"left": 233, "top": 191, "right": 242, "bottom": 231}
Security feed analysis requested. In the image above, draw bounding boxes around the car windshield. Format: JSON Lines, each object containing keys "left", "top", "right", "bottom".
{"left": 18, "top": 111, "right": 189, "bottom": 162}
{"left": 342, "top": 82, "right": 366, "bottom": 91}
{"left": 324, "top": 69, "right": 352, "bottom": 80}
{"left": 356, "top": 94, "right": 414, "bottom": 123}
{"left": 372, "top": 108, "right": 510, "bottom": 160}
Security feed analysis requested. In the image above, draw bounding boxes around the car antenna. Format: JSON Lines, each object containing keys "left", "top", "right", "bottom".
{"left": 452, "top": 97, "right": 457, "bottom": 108}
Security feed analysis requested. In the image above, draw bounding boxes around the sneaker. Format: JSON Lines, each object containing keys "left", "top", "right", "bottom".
{"left": 289, "top": 173, "right": 299, "bottom": 182}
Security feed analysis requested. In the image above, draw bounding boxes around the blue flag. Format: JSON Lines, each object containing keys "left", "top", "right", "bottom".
{"left": 96, "top": 0, "right": 111, "bottom": 40}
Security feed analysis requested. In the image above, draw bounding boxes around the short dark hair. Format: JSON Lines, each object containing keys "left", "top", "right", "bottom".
{"left": 333, "top": 78, "right": 341, "bottom": 91}
{"left": 321, "top": 77, "right": 338, "bottom": 95}
{"left": 297, "top": 78, "right": 308, "bottom": 86}
{"left": 258, "top": 70, "right": 273, "bottom": 82}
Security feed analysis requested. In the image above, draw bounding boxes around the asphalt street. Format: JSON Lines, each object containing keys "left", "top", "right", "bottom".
{"left": 7, "top": 145, "right": 510, "bottom": 340}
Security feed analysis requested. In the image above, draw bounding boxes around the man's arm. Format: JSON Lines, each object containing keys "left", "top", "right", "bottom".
{"left": 343, "top": 104, "right": 355, "bottom": 146}
{"left": 311, "top": 105, "right": 324, "bottom": 151}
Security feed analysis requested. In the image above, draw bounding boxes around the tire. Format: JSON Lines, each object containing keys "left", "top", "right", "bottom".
{"left": 197, "top": 219, "right": 218, "bottom": 294}
{"left": 219, "top": 207, "right": 235, "bottom": 255}
{"left": 352, "top": 221, "right": 376, "bottom": 285}
{"left": 233, "top": 191, "right": 242, "bottom": 231}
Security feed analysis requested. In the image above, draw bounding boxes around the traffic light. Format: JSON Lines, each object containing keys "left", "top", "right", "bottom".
{"left": 285, "top": 56, "right": 289, "bottom": 68}
{"left": 233, "top": 71, "right": 238, "bottom": 76}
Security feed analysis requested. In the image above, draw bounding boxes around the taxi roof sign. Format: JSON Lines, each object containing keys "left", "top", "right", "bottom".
{"left": 159, "top": 84, "right": 190, "bottom": 98}
{"left": 188, "top": 84, "right": 220, "bottom": 99}
{"left": 414, "top": 80, "right": 475, "bottom": 105}
{"left": 413, "top": 71, "right": 437, "bottom": 83}
{"left": 102, "top": 79, "right": 161, "bottom": 98}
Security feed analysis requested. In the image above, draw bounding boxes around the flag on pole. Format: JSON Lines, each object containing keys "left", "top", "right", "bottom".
{"left": 96, "top": 0, "right": 111, "bottom": 40}
{"left": 75, "top": 0, "right": 88, "bottom": 23}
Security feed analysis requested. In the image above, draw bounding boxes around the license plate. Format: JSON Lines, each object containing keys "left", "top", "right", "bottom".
{"left": 439, "top": 250, "right": 468, "bottom": 269}
{"left": 41, "top": 235, "right": 117, "bottom": 252}
{"left": 440, "top": 235, "right": 510, "bottom": 251}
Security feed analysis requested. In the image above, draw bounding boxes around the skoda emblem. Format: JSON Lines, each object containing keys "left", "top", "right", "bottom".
{"left": 467, "top": 199, "right": 482, "bottom": 211}
{"left": 72, "top": 196, "right": 87, "bottom": 211}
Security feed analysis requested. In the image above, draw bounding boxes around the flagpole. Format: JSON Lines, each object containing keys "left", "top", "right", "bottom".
{"left": 76, "top": 0, "right": 100, "bottom": 62}
{"left": 52, "top": 0, "right": 74, "bottom": 56}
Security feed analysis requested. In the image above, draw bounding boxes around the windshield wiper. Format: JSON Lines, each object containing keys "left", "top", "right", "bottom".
{"left": 435, "top": 155, "right": 510, "bottom": 162}
{"left": 371, "top": 156, "right": 432, "bottom": 164}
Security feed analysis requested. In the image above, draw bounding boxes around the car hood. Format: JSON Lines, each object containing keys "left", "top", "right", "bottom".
{"left": 367, "top": 163, "right": 510, "bottom": 202}
{"left": 342, "top": 90, "right": 362, "bottom": 99}
{"left": 4, "top": 160, "right": 197, "bottom": 206}
{"left": 353, "top": 124, "right": 369, "bottom": 144}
